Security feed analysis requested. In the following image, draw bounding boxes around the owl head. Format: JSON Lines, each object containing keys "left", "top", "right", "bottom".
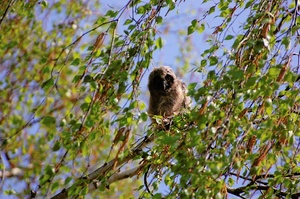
{"left": 148, "top": 66, "right": 176, "bottom": 95}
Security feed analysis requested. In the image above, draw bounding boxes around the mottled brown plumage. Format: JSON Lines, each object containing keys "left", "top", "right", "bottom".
{"left": 148, "top": 66, "right": 191, "bottom": 121}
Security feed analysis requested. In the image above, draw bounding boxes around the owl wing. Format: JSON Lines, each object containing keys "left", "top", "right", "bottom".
{"left": 181, "top": 81, "right": 191, "bottom": 109}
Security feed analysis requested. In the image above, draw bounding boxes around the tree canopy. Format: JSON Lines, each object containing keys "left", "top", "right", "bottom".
{"left": 1, "top": 0, "right": 300, "bottom": 198}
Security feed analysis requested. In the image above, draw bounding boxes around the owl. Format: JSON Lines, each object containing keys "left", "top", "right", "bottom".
{"left": 148, "top": 66, "right": 191, "bottom": 123}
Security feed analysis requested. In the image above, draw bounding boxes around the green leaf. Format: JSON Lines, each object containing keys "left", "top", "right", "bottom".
{"left": 284, "top": 71, "right": 294, "bottom": 82}
{"left": 80, "top": 103, "right": 89, "bottom": 112}
{"left": 187, "top": 25, "right": 195, "bottom": 35}
{"left": 197, "top": 115, "right": 207, "bottom": 130}
{"left": 71, "top": 58, "right": 80, "bottom": 66}
{"left": 246, "top": 64, "right": 256, "bottom": 74}
{"left": 140, "top": 112, "right": 148, "bottom": 122}
{"left": 137, "top": 4, "right": 150, "bottom": 14}
{"left": 201, "top": 59, "right": 207, "bottom": 68}
{"left": 83, "top": 75, "right": 93, "bottom": 83}
{"left": 105, "top": 10, "right": 118, "bottom": 18}
{"left": 72, "top": 75, "right": 82, "bottom": 83}
{"left": 281, "top": 37, "right": 290, "bottom": 49}
{"left": 39, "top": 57, "right": 48, "bottom": 64}
{"left": 52, "top": 142, "right": 61, "bottom": 151}
{"left": 208, "top": 6, "right": 215, "bottom": 14}
{"left": 156, "top": 16, "right": 163, "bottom": 24}
{"left": 208, "top": 70, "right": 216, "bottom": 80}
{"left": 128, "top": 24, "right": 136, "bottom": 31}
{"left": 42, "top": 116, "right": 56, "bottom": 125}
{"left": 41, "top": 0, "right": 48, "bottom": 8}
{"left": 209, "top": 56, "right": 218, "bottom": 66}
{"left": 266, "top": 105, "right": 272, "bottom": 116}
{"left": 95, "top": 16, "right": 107, "bottom": 24}
{"left": 159, "top": 134, "right": 180, "bottom": 145}
{"left": 45, "top": 165, "right": 55, "bottom": 177}
{"left": 81, "top": 141, "right": 88, "bottom": 156}
{"left": 245, "top": 77, "right": 257, "bottom": 88}
{"left": 198, "top": 23, "right": 205, "bottom": 33}
{"left": 42, "top": 65, "right": 50, "bottom": 74}
{"left": 155, "top": 37, "right": 164, "bottom": 49}
{"left": 232, "top": 35, "right": 243, "bottom": 49}
{"left": 166, "top": 0, "right": 175, "bottom": 9}
{"left": 41, "top": 78, "right": 54, "bottom": 90}
{"left": 85, "top": 117, "right": 95, "bottom": 128}
{"left": 187, "top": 19, "right": 198, "bottom": 35}
{"left": 188, "top": 82, "right": 197, "bottom": 90}
{"left": 124, "top": 19, "right": 132, "bottom": 25}
{"left": 191, "top": 19, "right": 198, "bottom": 26}
{"left": 153, "top": 193, "right": 163, "bottom": 199}
{"left": 225, "top": 35, "right": 234, "bottom": 40}
{"left": 228, "top": 69, "right": 244, "bottom": 79}
{"left": 51, "top": 182, "right": 59, "bottom": 192}
{"left": 291, "top": 25, "right": 300, "bottom": 34}
{"left": 268, "top": 67, "right": 280, "bottom": 78}
{"left": 166, "top": 0, "right": 173, "bottom": 6}
{"left": 110, "top": 21, "right": 117, "bottom": 29}
{"left": 64, "top": 177, "right": 73, "bottom": 185}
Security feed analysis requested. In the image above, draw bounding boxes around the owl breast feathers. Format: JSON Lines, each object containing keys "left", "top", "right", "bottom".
{"left": 148, "top": 66, "right": 191, "bottom": 119}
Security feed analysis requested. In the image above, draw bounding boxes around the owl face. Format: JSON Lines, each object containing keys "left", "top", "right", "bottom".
{"left": 148, "top": 66, "right": 176, "bottom": 95}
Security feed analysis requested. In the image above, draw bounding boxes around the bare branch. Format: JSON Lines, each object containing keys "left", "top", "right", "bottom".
{"left": 50, "top": 134, "right": 154, "bottom": 199}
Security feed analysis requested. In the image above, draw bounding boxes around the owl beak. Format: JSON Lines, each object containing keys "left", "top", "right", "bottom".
{"left": 163, "top": 80, "right": 169, "bottom": 90}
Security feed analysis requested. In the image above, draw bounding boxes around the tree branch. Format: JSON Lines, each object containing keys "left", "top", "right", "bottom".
{"left": 227, "top": 180, "right": 300, "bottom": 199}
{"left": 50, "top": 134, "right": 154, "bottom": 199}
{"left": 0, "top": 0, "right": 15, "bottom": 27}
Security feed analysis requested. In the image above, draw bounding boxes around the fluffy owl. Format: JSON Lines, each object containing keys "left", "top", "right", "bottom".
{"left": 148, "top": 66, "right": 191, "bottom": 122}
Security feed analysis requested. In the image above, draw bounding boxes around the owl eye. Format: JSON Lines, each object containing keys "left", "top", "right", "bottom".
{"left": 165, "top": 74, "right": 173, "bottom": 82}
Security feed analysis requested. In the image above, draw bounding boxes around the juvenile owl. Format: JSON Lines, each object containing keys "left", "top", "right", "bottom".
{"left": 148, "top": 66, "right": 191, "bottom": 122}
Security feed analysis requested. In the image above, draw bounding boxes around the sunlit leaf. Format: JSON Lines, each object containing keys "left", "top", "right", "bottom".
{"left": 155, "top": 37, "right": 164, "bottom": 49}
